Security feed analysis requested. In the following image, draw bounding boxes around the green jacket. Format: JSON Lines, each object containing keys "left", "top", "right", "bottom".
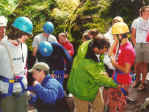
{"left": 67, "top": 40, "right": 117, "bottom": 102}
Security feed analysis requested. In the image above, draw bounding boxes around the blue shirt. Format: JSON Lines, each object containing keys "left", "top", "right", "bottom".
{"left": 29, "top": 74, "right": 64, "bottom": 104}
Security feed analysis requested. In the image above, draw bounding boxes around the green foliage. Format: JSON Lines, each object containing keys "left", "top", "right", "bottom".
{"left": 7, "top": 0, "right": 80, "bottom": 51}
{"left": 50, "top": 0, "right": 80, "bottom": 40}
{"left": 64, "top": 0, "right": 112, "bottom": 47}
{"left": 1, "top": 0, "right": 148, "bottom": 52}
{"left": 0, "top": 0, "right": 20, "bottom": 16}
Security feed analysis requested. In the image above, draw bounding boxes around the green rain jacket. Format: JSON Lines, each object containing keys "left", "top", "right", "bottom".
{"left": 68, "top": 40, "right": 117, "bottom": 102}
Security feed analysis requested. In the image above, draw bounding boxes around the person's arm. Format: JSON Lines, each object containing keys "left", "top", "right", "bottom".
{"left": 86, "top": 62, "right": 117, "bottom": 88}
{"left": 111, "top": 49, "right": 134, "bottom": 74}
{"left": 111, "top": 58, "right": 131, "bottom": 74}
{"left": 32, "top": 81, "right": 59, "bottom": 104}
{"left": 131, "top": 27, "right": 136, "bottom": 46}
{"left": 27, "top": 91, "right": 38, "bottom": 105}
{"left": 57, "top": 43, "right": 72, "bottom": 74}
{"left": 146, "top": 32, "right": 149, "bottom": 42}
{"left": 131, "top": 19, "right": 137, "bottom": 47}
{"left": 109, "top": 35, "right": 119, "bottom": 57}
{"left": 32, "top": 47, "right": 38, "bottom": 57}
{"left": 67, "top": 43, "right": 74, "bottom": 56}
{"left": 32, "top": 37, "right": 39, "bottom": 57}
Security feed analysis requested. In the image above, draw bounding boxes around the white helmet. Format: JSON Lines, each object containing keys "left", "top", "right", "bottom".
{"left": 0, "top": 16, "right": 8, "bottom": 27}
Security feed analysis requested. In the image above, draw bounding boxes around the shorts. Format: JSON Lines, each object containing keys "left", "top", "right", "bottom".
{"left": 135, "top": 43, "right": 149, "bottom": 63}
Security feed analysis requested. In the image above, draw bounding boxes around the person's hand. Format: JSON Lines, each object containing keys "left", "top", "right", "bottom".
{"left": 33, "top": 81, "right": 39, "bottom": 86}
{"left": 27, "top": 91, "right": 36, "bottom": 99}
{"left": 103, "top": 72, "right": 109, "bottom": 77}
{"left": 64, "top": 74, "right": 69, "bottom": 79}
{"left": 117, "top": 85, "right": 121, "bottom": 88}
{"left": 113, "top": 35, "right": 119, "bottom": 42}
{"left": 27, "top": 91, "right": 31, "bottom": 97}
{"left": 110, "top": 55, "right": 116, "bottom": 67}
{"left": 51, "top": 74, "right": 55, "bottom": 78}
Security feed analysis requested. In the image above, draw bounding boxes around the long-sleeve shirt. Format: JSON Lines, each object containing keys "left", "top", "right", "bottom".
{"left": 59, "top": 41, "right": 74, "bottom": 56}
{"left": 29, "top": 75, "right": 64, "bottom": 104}
{"left": 68, "top": 40, "right": 117, "bottom": 102}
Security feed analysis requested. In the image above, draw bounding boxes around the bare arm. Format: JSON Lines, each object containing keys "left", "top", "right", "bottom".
{"left": 32, "top": 47, "right": 38, "bottom": 57}
{"left": 109, "top": 35, "right": 119, "bottom": 57}
{"left": 111, "top": 50, "right": 134, "bottom": 74}
{"left": 111, "top": 58, "right": 131, "bottom": 74}
{"left": 131, "top": 27, "right": 136, "bottom": 46}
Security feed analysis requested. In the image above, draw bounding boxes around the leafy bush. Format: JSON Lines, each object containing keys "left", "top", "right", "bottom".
{"left": 0, "top": 0, "right": 148, "bottom": 51}
{"left": 0, "top": 0, "right": 19, "bottom": 16}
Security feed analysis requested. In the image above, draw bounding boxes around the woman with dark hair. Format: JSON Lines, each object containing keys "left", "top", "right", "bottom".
{"left": 68, "top": 34, "right": 117, "bottom": 112}
{"left": 0, "top": 17, "right": 33, "bottom": 112}
{"left": 109, "top": 22, "right": 135, "bottom": 112}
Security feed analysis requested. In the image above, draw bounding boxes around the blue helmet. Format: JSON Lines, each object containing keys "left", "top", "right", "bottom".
{"left": 38, "top": 41, "right": 53, "bottom": 57}
{"left": 43, "top": 21, "right": 54, "bottom": 34}
{"left": 12, "top": 17, "right": 33, "bottom": 35}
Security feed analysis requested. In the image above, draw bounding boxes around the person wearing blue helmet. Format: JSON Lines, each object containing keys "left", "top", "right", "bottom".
{"left": 36, "top": 41, "right": 72, "bottom": 85}
{"left": 32, "top": 21, "right": 57, "bottom": 58}
{"left": 0, "top": 16, "right": 33, "bottom": 112}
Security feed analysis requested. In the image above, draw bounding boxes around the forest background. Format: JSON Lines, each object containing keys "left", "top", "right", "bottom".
{"left": 0, "top": 0, "right": 149, "bottom": 51}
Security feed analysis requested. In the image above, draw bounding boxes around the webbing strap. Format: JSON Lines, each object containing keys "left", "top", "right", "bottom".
{"left": 0, "top": 42, "right": 26, "bottom": 97}
{"left": 0, "top": 76, "right": 26, "bottom": 97}
{"left": 8, "top": 83, "right": 14, "bottom": 96}
{"left": 54, "top": 70, "right": 64, "bottom": 84}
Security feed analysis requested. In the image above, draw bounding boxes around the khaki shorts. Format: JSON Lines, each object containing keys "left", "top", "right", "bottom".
{"left": 135, "top": 43, "right": 149, "bottom": 63}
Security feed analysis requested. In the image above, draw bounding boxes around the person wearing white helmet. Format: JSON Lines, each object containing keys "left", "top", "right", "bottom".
{"left": 0, "top": 16, "right": 8, "bottom": 41}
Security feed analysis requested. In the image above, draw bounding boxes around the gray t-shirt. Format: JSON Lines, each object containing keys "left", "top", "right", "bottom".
{"left": 32, "top": 33, "right": 57, "bottom": 48}
{"left": 0, "top": 40, "right": 27, "bottom": 93}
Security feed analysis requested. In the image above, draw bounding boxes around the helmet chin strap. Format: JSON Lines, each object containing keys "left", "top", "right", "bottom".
{"left": 118, "top": 33, "right": 127, "bottom": 42}
{"left": 118, "top": 38, "right": 121, "bottom": 43}
{"left": 116, "top": 34, "right": 127, "bottom": 60}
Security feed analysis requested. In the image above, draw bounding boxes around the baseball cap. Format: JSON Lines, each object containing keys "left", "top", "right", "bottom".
{"left": 29, "top": 62, "right": 49, "bottom": 72}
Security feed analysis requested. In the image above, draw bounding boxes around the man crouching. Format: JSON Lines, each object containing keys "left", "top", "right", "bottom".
{"left": 28, "top": 62, "right": 68, "bottom": 112}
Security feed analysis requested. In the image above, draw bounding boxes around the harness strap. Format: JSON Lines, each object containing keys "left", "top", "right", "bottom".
{"left": 54, "top": 70, "right": 64, "bottom": 84}
{"left": 0, "top": 76, "right": 26, "bottom": 97}
{"left": 0, "top": 42, "right": 27, "bottom": 97}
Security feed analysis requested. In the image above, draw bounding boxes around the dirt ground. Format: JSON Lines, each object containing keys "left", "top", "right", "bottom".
{"left": 28, "top": 80, "right": 149, "bottom": 112}
{"left": 124, "top": 80, "right": 149, "bottom": 112}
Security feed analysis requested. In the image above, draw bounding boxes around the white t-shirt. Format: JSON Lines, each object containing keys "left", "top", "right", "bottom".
{"left": 32, "top": 33, "right": 57, "bottom": 48}
{"left": 96, "top": 54, "right": 115, "bottom": 70}
{"left": 131, "top": 17, "right": 149, "bottom": 43}
{"left": 0, "top": 40, "right": 28, "bottom": 93}
{"left": 1, "top": 35, "right": 8, "bottom": 41}
{"left": 104, "top": 27, "right": 114, "bottom": 46}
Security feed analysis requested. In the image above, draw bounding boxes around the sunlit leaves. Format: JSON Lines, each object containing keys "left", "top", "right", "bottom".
{"left": 0, "top": 0, "right": 20, "bottom": 16}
